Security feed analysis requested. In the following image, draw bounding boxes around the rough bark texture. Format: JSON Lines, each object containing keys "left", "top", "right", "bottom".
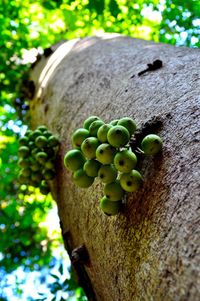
{"left": 30, "top": 34, "right": 200, "bottom": 301}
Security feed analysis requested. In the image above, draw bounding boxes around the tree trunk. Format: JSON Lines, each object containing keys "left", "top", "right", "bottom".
{"left": 30, "top": 34, "right": 200, "bottom": 301}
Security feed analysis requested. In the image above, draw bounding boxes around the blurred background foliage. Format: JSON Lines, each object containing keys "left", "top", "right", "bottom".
{"left": 0, "top": 0, "right": 199, "bottom": 300}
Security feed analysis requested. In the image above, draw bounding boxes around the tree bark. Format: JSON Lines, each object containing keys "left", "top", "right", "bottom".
{"left": 30, "top": 34, "right": 200, "bottom": 301}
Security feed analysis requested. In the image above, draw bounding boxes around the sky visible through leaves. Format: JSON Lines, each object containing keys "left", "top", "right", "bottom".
{"left": 0, "top": 0, "right": 199, "bottom": 300}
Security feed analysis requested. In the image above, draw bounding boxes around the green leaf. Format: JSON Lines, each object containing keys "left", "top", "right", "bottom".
{"left": 109, "top": 0, "right": 120, "bottom": 18}
{"left": 50, "top": 273, "right": 60, "bottom": 280}
{"left": 87, "top": 0, "right": 105, "bottom": 15}
{"left": 58, "top": 263, "right": 63, "bottom": 275}
{"left": 50, "top": 282, "right": 63, "bottom": 294}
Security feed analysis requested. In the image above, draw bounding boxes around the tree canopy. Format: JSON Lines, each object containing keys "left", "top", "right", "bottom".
{"left": 0, "top": 0, "right": 199, "bottom": 300}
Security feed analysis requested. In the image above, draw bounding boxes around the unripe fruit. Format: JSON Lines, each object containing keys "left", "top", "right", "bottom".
{"left": 28, "top": 141, "right": 35, "bottom": 148}
{"left": 83, "top": 159, "right": 101, "bottom": 177}
{"left": 30, "top": 130, "right": 42, "bottom": 140}
{"left": 97, "top": 124, "right": 113, "bottom": 143}
{"left": 48, "top": 135, "right": 60, "bottom": 147}
{"left": 31, "top": 148, "right": 40, "bottom": 157}
{"left": 40, "top": 181, "right": 50, "bottom": 195}
{"left": 141, "top": 134, "right": 163, "bottom": 155}
{"left": 30, "top": 161, "right": 41, "bottom": 172}
{"left": 18, "top": 173, "right": 29, "bottom": 184}
{"left": 117, "top": 117, "right": 137, "bottom": 136}
{"left": 72, "top": 169, "right": 94, "bottom": 188}
{"left": 25, "top": 130, "right": 33, "bottom": 137}
{"left": 114, "top": 150, "right": 137, "bottom": 173}
{"left": 31, "top": 172, "right": 43, "bottom": 182}
{"left": 36, "top": 152, "right": 48, "bottom": 164}
{"left": 43, "top": 170, "right": 55, "bottom": 180}
{"left": 104, "top": 180, "right": 125, "bottom": 201}
{"left": 19, "top": 136, "right": 29, "bottom": 146}
{"left": 107, "top": 125, "right": 130, "bottom": 148}
{"left": 37, "top": 125, "right": 48, "bottom": 132}
{"left": 45, "top": 160, "right": 55, "bottom": 170}
{"left": 81, "top": 137, "right": 99, "bottom": 159}
{"left": 35, "top": 136, "right": 48, "bottom": 148}
{"left": 64, "top": 149, "right": 85, "bottom": 171}
{"left": 18, "top": 146, "right": 30, "bottom": 158}
{"left": 83, "top": 116, "right": 101, "bottom": 130}
{"left": 21, "top": 168, "right": 31, "bottom": 177}
{"left": 96, "top": 143, "right": 116, "bottom": 164}
{"left": 43, "top": 131, "right": 52, "bottom": 138}
{"left": 120, "top": 170, "right": 143, "bottom": 192}
{"left": 72, "top": 128, "right": 89, "bottom": 148}
{"left": 89, "top": 120, "right": 105, "bottom": 137}
{"left": 98, "top": 164, "right": 117, "bottom": 184}
{"left": 110, "top": 119, "right": 119, "bottom": 126}
{"left": 18, "top": 158, "right": 29, "bottom": 168}
{"left": 100, "top": 196, "right": 122, "bottom": 216}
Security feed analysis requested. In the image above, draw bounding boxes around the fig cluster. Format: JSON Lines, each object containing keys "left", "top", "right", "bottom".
{"left": 64, "top": 116, "right": 163, "bottom": 216}
{"left": 18, "top": 125, "right": 60, "bottom": 195}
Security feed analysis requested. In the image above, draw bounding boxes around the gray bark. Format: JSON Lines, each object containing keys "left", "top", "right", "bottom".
{"left": 30, "top": 34, "right": 200, "bottom": 301}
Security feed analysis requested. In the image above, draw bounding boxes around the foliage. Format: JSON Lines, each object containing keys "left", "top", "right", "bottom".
{"left": 160, "top": 0, "right": 200, "bottom": 46}
{"left": 0, "top": 0, "right": 199, "bottom": 300}
{"left": 35, "top": 264, "right": 87, "bottom": 301}
{"left": 0, "top": 125, "right": 55, "bottom": 272}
